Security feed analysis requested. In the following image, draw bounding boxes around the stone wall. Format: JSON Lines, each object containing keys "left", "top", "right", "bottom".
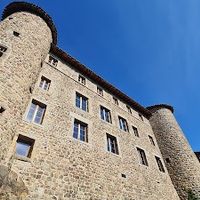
{"left": 3, "top": 57, "right": 180, "bottom": 199}
{"left": 148, "top": 106, "right": 200, "bottom": 200}
{"left": 0, "top": 11, "right": 52, "bottom": 164}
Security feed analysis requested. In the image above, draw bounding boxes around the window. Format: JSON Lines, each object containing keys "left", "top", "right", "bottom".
{"left": 39, "top": 76, "right": 51, "bottom": 91}
{"left": 0, "top": 45, "right": 7, "bottom": 57}
{"left": 113, "top": 97, "right": 119, "bottom": 105}
{"left": 132, "top": 126, "right": 139, "bottom": 137}
{"left": 100, "top": 106, "right": 112, "bottom": 123}
{"left": 149, "top": 135, "right": 155, "bottom": 146}
{"left": 48, "top": 55, "right": 58, "bottom": 67}
{"left": 138, "top": 113, "right": 144, "bottom": 121}
{"left": 16, "top": 135, "right": 35, "bottom": 158}
{"left": 26, "top": 99, "right": 46, "bottom": 124}
{"left": 106, "top": 133, "right": 119, "bottom": 155}
{"left": 73, "top": 119, "right": 88, "bottom": 142}
{"left": 78, "top": 75, "right": 86, "bottom": 85}
{"left": 76, "top": 92, "right": 88, "bottom": 112}
{"left": 137, "top": 147, "right": 148, "bottom": 166}
{"left": 119, "top": 116, "right": 129, "bottom": 132}
{"left": 155, "top": 156, "right": 165, "bottom": 172}
{"left": 126, "top": 105, "right": 132, "bottom": 114}
{"left": 97, "top": 86, "right": 103, "bottom": 96}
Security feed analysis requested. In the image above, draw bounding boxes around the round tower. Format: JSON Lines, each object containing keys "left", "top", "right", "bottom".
{"left": 147, "top": 104, "right": 200, "bottom": 200}
{"left": 0, "top": 2, "right": 57, "bottom": 162}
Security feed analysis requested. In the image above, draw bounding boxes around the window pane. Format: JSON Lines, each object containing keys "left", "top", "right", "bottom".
{"left": 80, "top": 125, "right": 86, "bottom": 141}
{"left": 76, "top": 95, "right": 81, "bottom": 108}
{"left": 100, "top": 107, "right": 104, "bottom": 120}
{"left": 82, "top": 98, "right": 87, "bottom": 111}
{"left": 39, "top": 80, "right": 44, "bottom": 88}
{"left": 16, "top": 142, "right": 30, "bottom": 157}
{"left": 73, "top": 122, "right": 79, "bottom": 139}
{"left": 26, "top": 103, "right": 37, "bottom": 121}
{"left": 34, "top": 106, "right": 45, "bottom": 124}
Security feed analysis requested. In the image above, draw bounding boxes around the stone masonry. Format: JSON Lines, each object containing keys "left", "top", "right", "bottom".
{"left": 0, "top": 2, "right": 199, "bottom": 200}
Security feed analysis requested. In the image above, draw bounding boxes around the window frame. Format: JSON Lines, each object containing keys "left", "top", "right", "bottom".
{"left": 16, "top": 134, "right": 35, "bottom": 158}
{"left": 113, "top": 97, "right": 119, "bottom": 105}
{"left": 78, "top": 75, "right": 86, "bottom": 85}
{"left": 97, "top": 86, "right": 103, "bottom": 96}
{"left": 100, "top": 106, "right": 112, "bottom": 123}
{"left": 39, "top": 76, "right": 51, "bottom": 91}
{"left": 148, "top": 135, "right": 155, "bottom": 146}
{"left": 155, "top": 156, "right": 165, "bottom": 172}
{"left": 76, "top": 92, "right": 89, "bottom": 112}
{"left": 137, "top": 147, "right": 148, "bottom": 166}
{"left": 73, "top": 119, "right": 88, "bottom": 143}
{"left": 132, "top": 126, "right": 139, "bottom": 137}
{"left": 126, "top": 105, "right": 132, "bottom": 114}
{"left": 106, "top": 133, "right": 119, "bottom": 155}
{"left": 118, "top": 116, "right": 129, "bottom": 132}
{"left": 48, "top": 55, "right": 58, "bottom": 67}
{"left": 26, "top": 99, "right": 46, "bottom": 125}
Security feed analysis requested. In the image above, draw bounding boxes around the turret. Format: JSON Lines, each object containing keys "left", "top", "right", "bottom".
{"left": 0, "top": 2, "right": 57, "bottom": 163}
{"left": 147, "top": 104, "right": 200, "bottom": 200}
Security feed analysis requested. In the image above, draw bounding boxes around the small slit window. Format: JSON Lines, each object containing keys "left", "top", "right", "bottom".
{"left": 149, "top": 135, "right": 155, "bottom": 146}
{"left": 132, "top": 126, "right": 139, "bottom": 137}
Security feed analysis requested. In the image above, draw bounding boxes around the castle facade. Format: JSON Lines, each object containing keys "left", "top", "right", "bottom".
{"left": 0, "top": 2, "right": 199, "bottom": 200}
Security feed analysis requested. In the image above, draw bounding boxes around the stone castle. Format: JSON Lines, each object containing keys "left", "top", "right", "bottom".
{"left": 0, "top": 2, "right": 199, "bottom": 200}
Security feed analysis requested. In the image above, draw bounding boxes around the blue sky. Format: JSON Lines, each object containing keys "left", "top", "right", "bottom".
{"left": 1, "top": 0, "right": 199, "bottom": 151}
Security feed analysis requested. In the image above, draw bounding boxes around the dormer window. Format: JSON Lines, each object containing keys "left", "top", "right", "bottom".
{"left": 48, "top": 55, "right": 58, "bottom": 67}
{"left": 0, "top": 45, "right": 7, "bottom": 57}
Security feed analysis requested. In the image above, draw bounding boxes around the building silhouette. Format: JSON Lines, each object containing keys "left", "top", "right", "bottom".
{"left": 0, "top": 2, "right": 199, "bottom": 200}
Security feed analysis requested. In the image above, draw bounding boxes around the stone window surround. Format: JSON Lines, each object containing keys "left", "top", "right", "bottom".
{"left": 148, "top": 135, "right": 155, "bottom": 146}
{"left": 132, "top": 126, "right": 139, "bottom": 137}
{"left": 24, "top": 98, "right": 47, "bottom": 126}
{"left": 48, "top": 54, "right": 58, "bottom": 67}
{"left": 75, "top": 92, "right": 89, "bottom": 112}
{"left": 73, "top": 119, "right": 88, "bottom": 143}
{"left": 100, "top": 105, "right": 112, "bottom": 123}
{"left": 15, "top": 134, "right": 35, "bottom": 158}
{"left": 136, "top": 147, "right": 148, "bottom": 167}
{"left": 39, "top": 75, "right": 51, "bottom": 91}
{"left": 118, "top": 116, "right": 129, "bottom": 132}
{"left": 155, "top": 156, "right": 165, "bottom": 172}
{"left": 106, "top": 133, "right": 119, "bottom": 155}
{"left": 78, "top": 74, "right": 86, "bottom": 85}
